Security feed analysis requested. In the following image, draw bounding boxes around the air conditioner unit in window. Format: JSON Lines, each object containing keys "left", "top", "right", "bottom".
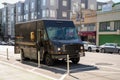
{"left": 117, "top": 30, "right": 120, "bottom": 35}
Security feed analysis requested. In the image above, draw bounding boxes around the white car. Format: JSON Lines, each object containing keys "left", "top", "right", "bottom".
{"left": 1, "top": 41, "right": 7, "bottom": 45}
{"left": 82, "top": 41, "right": 99, "bottom": 52}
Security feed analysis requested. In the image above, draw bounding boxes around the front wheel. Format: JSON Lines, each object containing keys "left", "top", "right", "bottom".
{"left": 71, "top": 57, "right": 80, "bottom": 64}
{"left": 45, "top": 54, "right": 54, "bottom": 66}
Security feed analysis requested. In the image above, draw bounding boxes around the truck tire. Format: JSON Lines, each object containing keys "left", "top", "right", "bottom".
{"left": 45, "top": 54, "right": 54, "bottom": 66}
{"left": 71, "top": 57, "right": 80, "bottom": 64}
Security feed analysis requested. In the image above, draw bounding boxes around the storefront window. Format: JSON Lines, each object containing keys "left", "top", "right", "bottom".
{"left": 114, "top": 21, "right": 120, "bottom": 31}
{"left": 99, "top": 22, "right": 110, "bottom": 31}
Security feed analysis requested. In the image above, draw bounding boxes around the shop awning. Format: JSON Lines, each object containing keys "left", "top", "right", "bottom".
{"left": 78, "top": 31, "right": 96, "bottom": 36}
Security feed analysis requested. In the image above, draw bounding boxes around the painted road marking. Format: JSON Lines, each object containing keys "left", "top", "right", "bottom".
{"left": 59, "top": 73, "right": 68, "bottom": 80}
{"left": 90, "top": 70, "right": 120, "bottom": 73}
{"left": 70, "top": 66, "right": 97, "bottom": 72}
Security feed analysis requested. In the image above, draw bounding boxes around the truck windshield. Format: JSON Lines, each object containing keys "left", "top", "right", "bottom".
{"left": 46, "top": 27, "right": 79, "bottom": 40}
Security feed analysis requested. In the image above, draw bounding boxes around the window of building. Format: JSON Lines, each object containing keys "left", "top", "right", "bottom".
{"left": 50, "top": 0, "right": 55, "bottom": 6}
{"left": 63, "top": 0, "right": 67, "bottom": 6}
{"left": 18, "top": 16, "right": 21, "bottom": 21}
{"left": 98, "top": 5, "right": 102, "bottom": 10}
{"left": 42, "top": 0, "right": 46, "bottom": 6}
{"left": 20, "top": 16, "right": 23, "bottom": 21}
{"left": 3, "top": 10, "right": 6, "bottom": 16}
{"left": 35, "top": 15, "right": 37, "bottom": 19}
{"left": 31, "top": 2, "right": 34, "bottom": 9}
{"left": 72, "top": 3, "right": 79, "bottom": 14}
{"left": 42, "top": 10, "right": 46, "bottom": 17}
{"left": 38, "top": 12, "right": 40, "bottom": 15}
{"left": 114, "top": 21, "right": 120, "bottom": 31}
{"left": 18, "top": 7, "right": 21, "bottom": 13}
{"left": 90, "top": 4, "right": 95, "bottom": 10}
{"left": 50, "top": 10, "right": 56, "bottom": 17}
{"left": 11, "top": 16, "right": 14, "bottom": 21}
{"left": 25, "top": 4, "right": 28, "bottom": 10}
{"left": 42, "top": 9, "right": 51, "bottom": 18}
{"left": 81, "top": 3, "right": 85, "bottom": 9}
{"left": 46, "top": 9, "right": 50, "bottom": 17}
{"left": 31, "top": 12, "right": 34, "bottom": 19}
{"left": 99, "top": 22, "right": 110, "bottom": 31}
{"left": 11, "top": 8, "right": 14, "bottom": 14}
{"left": 24, "top": 15, "right": 26, "bottom": 20}
{"left": 3, "top": 17, "right": 6, "bottom": 22}
{"left": 87, "top": 24, "right": 95, "bottom": 31}
{"left": 26, "top": 14, "right": 28, "bottom": 20}
{"left": 62, "top": 11, "right": 67, "bottom": 17}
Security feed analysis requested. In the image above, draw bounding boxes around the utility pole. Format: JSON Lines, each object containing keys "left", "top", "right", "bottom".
{"left": 74, "top": 0, "right": 82, "bottom": 31}
{"left": 79, "top": 0, "right": 82, "bottom": 32}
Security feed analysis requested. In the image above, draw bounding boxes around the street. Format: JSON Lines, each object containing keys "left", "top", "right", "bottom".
{"left": 0, "top": 45, "right": 120, "bottom": 80}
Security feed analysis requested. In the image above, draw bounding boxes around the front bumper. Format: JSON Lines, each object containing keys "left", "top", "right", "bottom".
{"left": 51, "top": 53, "right": 80, "bottom": 59}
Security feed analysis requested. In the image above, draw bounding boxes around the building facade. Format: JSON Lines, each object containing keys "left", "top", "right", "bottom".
{"left": 0, "top": 9, "right": 1, "bottom": 23}
{"left": 71, "top": 0, "right": 114, "bottom": 44}
{"left": 17, "top": 0, "right": 71, "bottom": 22}
{"left": 7, "top": 4, "right": 16, "bottom": 39}
{"left": 97, "top": 3, "right": 120, "bottom": 45}
{"left": 1, "top": 3, "right": 16, "bottom": 40}
{"left": 1, "top": 4, "right": 8, "bottom": 40}
{"left": 1, "top": 0, "right": 71, "bottom": 40}
{"left": 97, "top": 2, "right": 107, "bottom": 10}
{"left": 0, "top": 9, "right": 2, "bottom": 40}
{"left": 71, "top": 0, "right": 99, "bottom": 44}
{"left": 57, "top": 0, "right": 71, "bottom": 19}
{"left": 16, "top": 1, "right": 24, "bottom": 23}
{"left": 73, "top": 9, "right": 97, "bottom": 43}
{"left": 24, "top": 0, "right": 30, "bottom": 21}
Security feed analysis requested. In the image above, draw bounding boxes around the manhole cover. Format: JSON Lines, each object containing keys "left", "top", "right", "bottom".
{"left": 95, "top": 63, "right": 113, "bottom": 66}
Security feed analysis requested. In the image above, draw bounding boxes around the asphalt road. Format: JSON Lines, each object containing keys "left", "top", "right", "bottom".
{"left": 0, "top": 45, "right": 120, "bottom": 80}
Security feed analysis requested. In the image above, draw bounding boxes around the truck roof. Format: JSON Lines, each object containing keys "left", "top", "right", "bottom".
{"left": 16, "top": 19, "right": 72, "bottom": 25}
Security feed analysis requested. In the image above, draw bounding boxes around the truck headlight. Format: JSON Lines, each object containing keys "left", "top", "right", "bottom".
{"left": 80, "top": 46, "right": 83, "bottom": 50}
{"left": 58, "top": 48, "right": 61, "bottom": 51}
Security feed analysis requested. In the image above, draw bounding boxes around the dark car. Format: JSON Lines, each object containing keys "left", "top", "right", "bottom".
{"left": 100, "top": 43, "right": 120, "bottom": 54}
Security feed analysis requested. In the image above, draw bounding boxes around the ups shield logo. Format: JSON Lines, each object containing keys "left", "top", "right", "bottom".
{"left": 30, "top": 32, "right": 35, "bottom": 41}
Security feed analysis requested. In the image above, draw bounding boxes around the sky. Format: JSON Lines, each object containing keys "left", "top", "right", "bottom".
{"left": 0, "top": 0, "right": 120, "bottom": 8}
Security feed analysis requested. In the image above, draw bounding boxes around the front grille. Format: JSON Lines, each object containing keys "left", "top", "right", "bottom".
{"left": 63, "top": 44, "right": 81, "bottom": 54}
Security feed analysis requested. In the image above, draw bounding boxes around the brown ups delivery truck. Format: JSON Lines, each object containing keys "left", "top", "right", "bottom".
{"left": 15, "top": 19, "right": 85, "bottom": 65}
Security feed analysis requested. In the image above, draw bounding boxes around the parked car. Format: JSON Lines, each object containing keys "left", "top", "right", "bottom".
{"left": 0, "top": 41, "right": 2, "bottom": 45}
{"left": 82, "top": 41, "right": 99, "bottom": 52}
{"left": 1, "top": 41, "right": 7, "bottom": 45}
{"left": 7, "top": 40, "right": 15, "bottom": 46}
{"left": 100, "top": 43, "right": 120, "bottom": 54}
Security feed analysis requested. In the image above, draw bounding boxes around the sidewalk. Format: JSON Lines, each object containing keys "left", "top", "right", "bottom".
{"left": 0, "top": 46, "right": 53, "bottom": 80}
{"left": 0, "top": 61, "right": 52, "bottom": 80}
